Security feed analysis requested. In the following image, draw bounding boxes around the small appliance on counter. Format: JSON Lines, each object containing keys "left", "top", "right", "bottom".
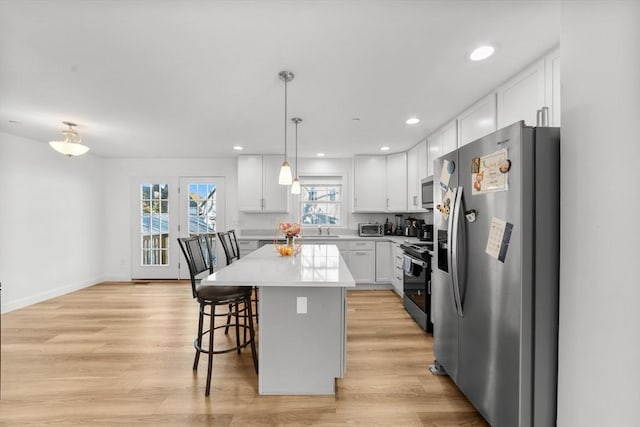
{"left": 419, "top": 224, "right": 433, "bottom": 242}
{"left": 403, "top": 218, "right": 424, "bottom": 237}
{"left": 394, "top": 214, "right": 404, "bottom": 236}
{"left": 384, "top": 218, "right": 393, "bottom": 235}
{"left": 358, "top": 223, "right": 384, "bottom": 237}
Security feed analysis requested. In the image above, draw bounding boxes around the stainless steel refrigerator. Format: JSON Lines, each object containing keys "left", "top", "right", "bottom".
{"left": 431, "top": 121, "right": 559, "bottom": 427}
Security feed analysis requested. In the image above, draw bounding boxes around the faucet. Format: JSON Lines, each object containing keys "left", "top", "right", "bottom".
{"left": 326, "top": 227, "right": 330, "bottom": 236}
{"left": 318, "top": 226, "right": 322, "bottom": 236}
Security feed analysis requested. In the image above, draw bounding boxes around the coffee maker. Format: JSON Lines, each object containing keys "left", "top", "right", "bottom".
{"left": 419, "top": 224, "right": 433, "bottom": 242}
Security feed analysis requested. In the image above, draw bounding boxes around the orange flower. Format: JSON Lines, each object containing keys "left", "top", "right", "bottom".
{"left": 279, "top": 222, "right": 301, "bottom": 237}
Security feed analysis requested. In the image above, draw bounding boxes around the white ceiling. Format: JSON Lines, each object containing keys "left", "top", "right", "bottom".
{"left": 0, "top": 0, "right": 560, "bottom": 158}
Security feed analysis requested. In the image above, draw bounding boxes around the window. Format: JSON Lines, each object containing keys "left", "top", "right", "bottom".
{"left": 187, "top": 182, "right": 217, "bottom": 236}
{"left": 300, "top": 177, "right": 342, "bottom": 226}
{"left": 140, "top": 183, "right": 170, "bottom": 266}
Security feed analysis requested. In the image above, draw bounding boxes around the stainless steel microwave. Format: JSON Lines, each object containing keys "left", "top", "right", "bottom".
{"left": 358, "top": 223, "right": 384, "bottom": 237}
{"left": 421, "top": 176, "right": 434, "bottom": 208}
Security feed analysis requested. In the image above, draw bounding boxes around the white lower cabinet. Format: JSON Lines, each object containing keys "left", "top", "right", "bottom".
{"left": 237, "top": 240, "right": 258, "bottom": 258}
{"left": 345, "top": 241, "right": 374, "bottom": 284}
{"left": 347, "top": 250, "right": 375, "bottom": 284}
{"left": 307, "top": 240, "right": 374, "bottom": 284}
{"left": 375, "top": 241, "right": 393, "bottom": 283}
{"left": 391, "top": 243, "right": 404, "bottom": 296}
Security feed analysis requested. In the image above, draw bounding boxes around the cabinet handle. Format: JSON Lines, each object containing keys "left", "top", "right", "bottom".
{"left": 354, "top": 197, "right": 357, "bottom": 209}
{"left": 396, "top": 255, "right": 402, "bottom": 260}
{"left": 261, "top": 198, "right": 265, "bottom": 209}
{"left": 413, "top": 195, "right": 417, "bottom": 206}
{"left": 386, "top": 198, "right": 389, "bottom": 209}
{"left": 354, "top": 252, "right": 367, "bottom": 256}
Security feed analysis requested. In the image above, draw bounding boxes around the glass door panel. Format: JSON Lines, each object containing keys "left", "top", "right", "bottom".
{"left": 179, "top": 177, "right": 225, "bottom": 279}
{"left": 131, "top": 177, "right": 179, "bottom": 279}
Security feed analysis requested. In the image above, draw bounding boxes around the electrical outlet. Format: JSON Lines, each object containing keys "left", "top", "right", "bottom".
{"left": 296, "top": 297, "right": 307, "bottom": 314}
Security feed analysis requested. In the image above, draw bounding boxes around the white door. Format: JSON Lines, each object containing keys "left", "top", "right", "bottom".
{"left": 131, "top": 178, "right": 180, "bottom": 279}
{"left": 178, "top": 177, "right": 226, "bottom": 278}
{"left": 131, "top": 177, "right": 225, "bottom": 279}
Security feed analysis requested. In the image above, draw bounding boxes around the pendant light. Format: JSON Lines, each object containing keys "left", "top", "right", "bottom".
{"left": 278, "top": 70, "right": 294, "bottom": 185}
{"left": 49, "top": 121, "right": 90, "bottom": 156}
{"left": 290, "top": 117, "right": 302, "bottom": 194}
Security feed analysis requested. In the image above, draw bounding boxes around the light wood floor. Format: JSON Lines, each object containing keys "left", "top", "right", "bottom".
{"left": 0, "top": 282, "right": 487, "bottom": 426}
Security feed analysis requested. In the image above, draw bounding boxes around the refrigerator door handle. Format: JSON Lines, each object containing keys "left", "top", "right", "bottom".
{"left": 451, "top": 186, "right": 464, "bottom": 317}
{"left": 447, "top": 187, "right": 462, "bottom": 316}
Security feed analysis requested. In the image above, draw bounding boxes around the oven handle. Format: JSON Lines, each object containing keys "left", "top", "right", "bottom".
{"left": 403, "top": 254, "right": 427, "bottom": 268}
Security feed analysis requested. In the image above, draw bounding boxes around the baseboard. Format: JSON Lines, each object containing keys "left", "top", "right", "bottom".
{"left": 351, "top": 283, "right": 394, "bottom": 291}
{"left": 1, "top": 277, "right": 104, "bottom": 314}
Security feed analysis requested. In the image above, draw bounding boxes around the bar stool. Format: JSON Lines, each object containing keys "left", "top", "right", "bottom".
{"left": 219, "top": 230, "right": 259, "bottom": 323}
{"left": 178, "top": 236, "right": 258, "bottom": 396}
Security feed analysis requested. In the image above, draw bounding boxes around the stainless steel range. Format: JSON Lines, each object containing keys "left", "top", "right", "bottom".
{"left": 400, "top": 242, "right": 433, "bottom": 333}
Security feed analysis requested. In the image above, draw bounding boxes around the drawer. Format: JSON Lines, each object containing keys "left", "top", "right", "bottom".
{"left": 394, "top": 253, "right": 404, "bottom": 269}
{"left": 306, "top": 239, "right": 349, "bottom": 251}
{"left": 348, "top": 241, "right": 374, "bottom": 251}
{"left": 237, "top": 240, "right": 258, "bottom": 250}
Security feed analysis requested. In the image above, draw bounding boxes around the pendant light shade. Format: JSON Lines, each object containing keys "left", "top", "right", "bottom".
{"left": 291, "top": 178, "right": 301, "bottom": 194}
{"left": 278, "top": 160, "right": 293, "bottom": 185}
{"left": 290, "top": 117, "right": 302, "bottom": 195}
{"left": 49, "top": 121, "right": 89, "bottom": 156}
{"left": 278, "top": 70, "right": 294, "bottom": 185}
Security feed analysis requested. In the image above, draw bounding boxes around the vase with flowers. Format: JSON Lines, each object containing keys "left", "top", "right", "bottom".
{"left": 275, "top": 222, "right": 302, "bottom": 256}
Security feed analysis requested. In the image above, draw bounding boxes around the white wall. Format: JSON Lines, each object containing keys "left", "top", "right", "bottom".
{"left": 0, "top": 132, "right": 105, "bottom": 312}
{"left": 558, "top": 2, "right": 640, "bottom": 425}
{"left": 102, "top": 158, "right": 237, "bottom": 280}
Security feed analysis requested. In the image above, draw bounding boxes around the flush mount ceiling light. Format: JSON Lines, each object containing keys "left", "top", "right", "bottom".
{"left": 233, "top": 145, "right": 244, "bottom": 151}
{"left": 380, "top": 146, "right": 390, "bottom": 151}
{"left": 317, "top": 153, "right": 325, "bottom": 157}
{"left": 406, "top": 117, "right": 420, "bottom": 125}
{"left": 469, "top": 45, "right": 495, "bottom": 61}
{"left": 278, "top": 70, "right": 294, "bottom": 185}
{"left": 290, "top": 117, "right": 302, "bottom": 195}
{"left": 49, "top": 121, "right": 89, "bottom": 156}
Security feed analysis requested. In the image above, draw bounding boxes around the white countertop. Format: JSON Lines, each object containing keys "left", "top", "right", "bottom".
{"left": 236, "top": 234, "right": 422, "bottom": 245}
{"left": 202, "top": 244, "right": 356, "bottom": 288}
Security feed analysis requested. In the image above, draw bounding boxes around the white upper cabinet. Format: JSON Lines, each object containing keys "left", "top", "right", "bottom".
{"left": 427, "top": 120, "right": 457, "bottom": 176}
{"left": 457, "top": 93, "right": 497, "bottom": 147}
{"left": 238, "top": 155, "right": 289, "bottom": 213}
{"left": 407, "top": 140, "right": 427, "bottom": 211}
{"left": 385, "top": 152, "right": 407, "bottom": 212}
{"left": 353, "top": 156, "right": 387, "bottom": 212}
{"left": 496, "top": 46, "right": 561, "bottom": 129}
{"left": 497, "top": 59, "right": 546, "bottom": 128}
{"left": 353, "top": 153, "right": 407, "bottom": 213}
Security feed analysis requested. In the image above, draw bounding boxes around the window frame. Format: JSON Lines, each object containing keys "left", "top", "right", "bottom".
{"left": 298, "top": 175, "right": 344, "bottom": 228}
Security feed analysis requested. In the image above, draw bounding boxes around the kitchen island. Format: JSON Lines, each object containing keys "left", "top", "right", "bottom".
{"left": 201, "top": 244, "right": 355, "bottom": 395}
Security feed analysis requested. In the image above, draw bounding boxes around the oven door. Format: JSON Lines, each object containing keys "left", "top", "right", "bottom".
{"left": 403, "top": 254, "right": 428, "bottom": 311}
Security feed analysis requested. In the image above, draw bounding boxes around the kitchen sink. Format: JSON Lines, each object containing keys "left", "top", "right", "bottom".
{"left": 304, "top": 235, "right": 340, "bottom": 239}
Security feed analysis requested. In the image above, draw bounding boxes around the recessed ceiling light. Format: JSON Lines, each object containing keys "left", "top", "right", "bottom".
{"left": 317, "top": 153, "right": 325, "bottom": 157}
{"left": 406, "top": 117, "right": 420, "bottom": 125}
{"left": 380, "top": 146, "right": 390, "bottom": 151}
{"left": 469, "top": 45, "right": 495, "bottom": 61}
{"left": 233, "top": 145, "right": 244, "bottom": 151}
